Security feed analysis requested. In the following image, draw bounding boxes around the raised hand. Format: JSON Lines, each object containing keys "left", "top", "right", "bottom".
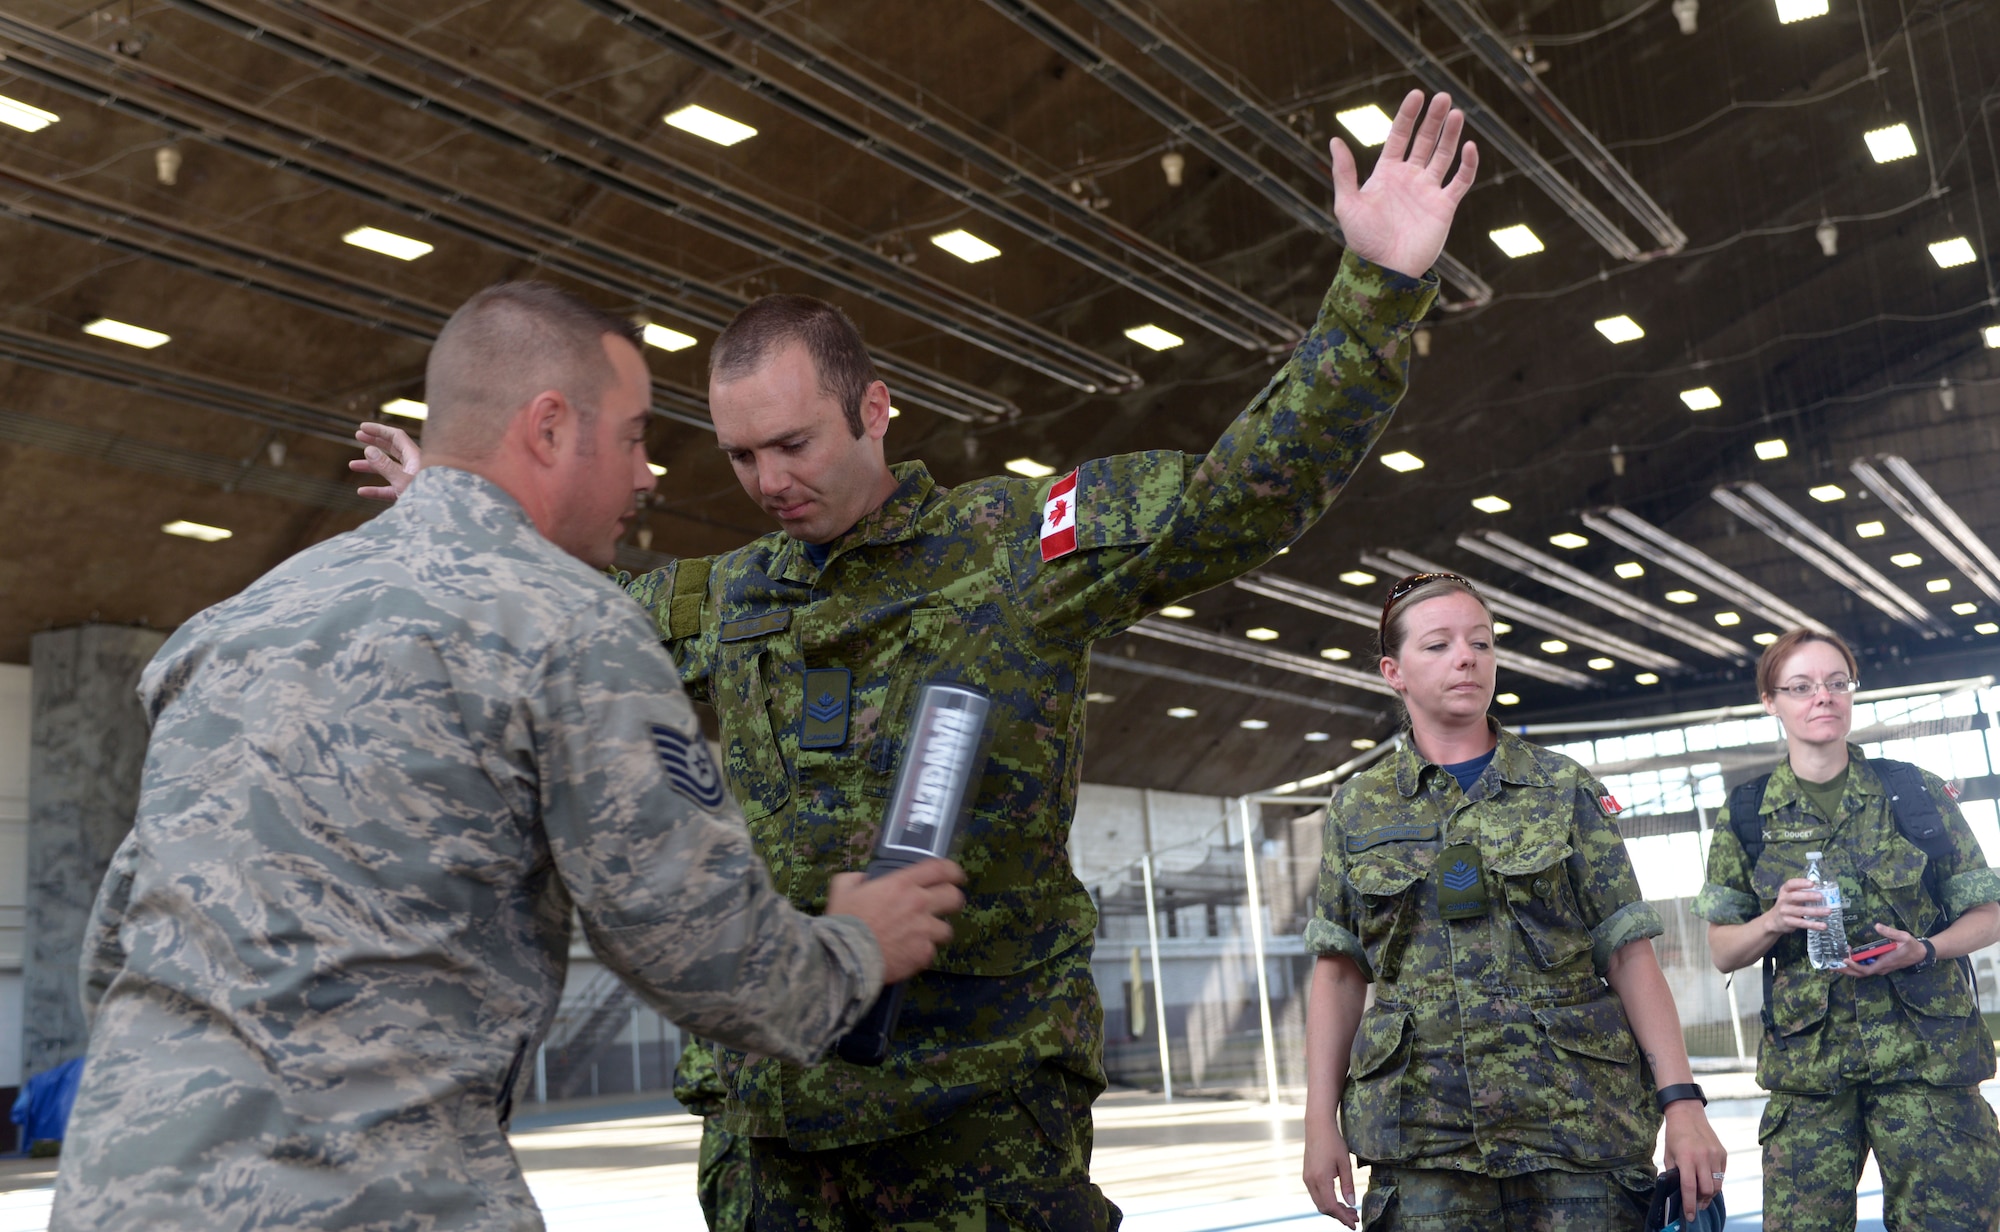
{"left": 1330, "top": 89, "right": 1478, "bottom": 280}
{"left": 348, "top": 421, "right": 423, "bottom": 501}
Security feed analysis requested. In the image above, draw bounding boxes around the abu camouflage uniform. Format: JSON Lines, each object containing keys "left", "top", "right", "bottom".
{"left": 1306, "top": 725, "right": 1666, "bottom": 1232}
{"left": 675, "top": 1043, "right": 748, "bottom": 1232}
{"left": 622, "top": 249, "right": 1437, "bottom": 1227}
{"left": 1692, "top": 750, "right": 2000, "bottom": 1232}
{"left": 51, "top": 467, "right": 884, "bottom": 1232}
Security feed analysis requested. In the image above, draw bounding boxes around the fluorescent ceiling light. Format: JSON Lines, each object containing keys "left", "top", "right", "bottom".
{"left": 664, "top": 104, "right": 757, "bottom": 146}
{"left": 1334, "top": 104, "right": 1394, "bottom": 147}
{"left": 1379, "top": 450, "right": 1424, "bottom": 472}
{"left": 1890, "top": 552, "right": 1922, "bottom": 567}
{"left": 1930, "top": 237, "right": 1977, "bottom": 269}
{"left": 1985, "top": 325, "right": 2000, "bottom": 349}
{"left": 162, "top": 519, "right": 232, "bottom": 542}
{"left": 1927, "top": 578, "right": 1952, "bottom": 593}
{"left": 1124, "top": 324, "right": 1184, "bottom": 351}
{"left": 1775, "top": 0, "right": 1828, "bottom": 21}
{"left": 1856, "top": 521, "right": 1886, "bottom": 538}
{"left": 646, "top": 462, "right": 667, "bottom": 477}
{"left": 1753, "top": 631, "right": 1778, "bottom": 645}
{"left": 1540, "top": 639, "right": 1569, "bottom": 654}
{"left": 888, "top": 406, "right": 901, "bottom": 418}
{"left": 1714, "top": 610, "right": 1742, "bottom": 626}
{"left": 1548, "top": 532, "right": 1589, "bottom": 549}
{"left": 1320, "top": 647, "right": 1352, "bottom": 661}
{"left": 1594, "top": 315, "right": 1644, "bottom": 344}
{"left": 1471, "top": 495, "right": 1512, "bottom": 513}
{"left": 1680, "top": 386, "right": 1722, "bottom": 411}
{"left": 1085, "top": 691, "right": 1115, "bottom": 703}
{"left": 1245, "top": 627, "right": 1280, "bottom": 641}
{"left": 0, "top": 94, "right": 61, "bottom": 133}
{"left": 1488, "top": 225, "right": 1544, "bottom": 258}
{"left": 1304, "top": 731, "right": 1330, "bottom": 742}
{"left": 1350, "top": 737, "right": 1377, "bottom": 749}
{"left": 1495, "top": 692, "right": 1521, "bottom": 705}
{"left": 83, "top": 317, "right": 170, "bottom": 349}
{"left": 1587, "top": 657, "right": 1614, "bottom": 670}
{"left": 930, "top": 229, "right": 1001, "bottom": 263}
{"left": 1664, "top": 589, "right": 1698, "bottom": 603}
{"left": 1004, "top": 457, "right": 1056, "bottom": 478}
{"left": 1492, "top": 621, "right": 1512, "bottom": 633}
{"left": 341, "top": 226, "right": 433, "bottom": 261}
{"left": 642, "top": 323, "right": 697, "bottom": 352}
{"left": 1614, "top": 561, "right": 1645, "bottom": 579}
{"left": 1338, "top": 570, "right": 1377, "bottom": 586}
{"left": 1863, "top": 123, "right": 1917, "bottom": 163}
{"left": 1166, "top": 706, "right": 1198, "bottom": 718}
{"left": 381, "top": 398, "right": 428, "bottom": 420}
{"left": 1159, "top": 604, "right": 1196, "bottom": 619}
{"left": 1754, "top": 439, "right": 1789, "bottom": 461}
{"left": 1809, "top": 485, "right": 1846, "bottom": 502}
{"left": 1635, "top": 672, "right": 1660, "bottom": 685}
{"left": 1953, "top": 602, "right": 1978, "bottom": 615}
{"left": 1240, "top": 718, "right": 1270, "bottom": 730}
{"left": 1979, "top": 623, "right": 1999, "bottom": 635}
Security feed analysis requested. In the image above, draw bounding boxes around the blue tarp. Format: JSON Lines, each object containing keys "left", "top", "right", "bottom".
{"left": 10, "top": 1056, "right": 84, "bottom": 1152}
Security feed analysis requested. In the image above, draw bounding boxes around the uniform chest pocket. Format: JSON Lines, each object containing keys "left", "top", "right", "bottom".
{"left": 1860, "top": 833, "right": 1935, "bottom": 935}
{"left": 1346, "top": 843, "right": 1435, "bottom": 983}
{"left": 713, "top": 644, "right": 791, "bottom": 824}
{"left": 1495, "top": 840, "right": 1592, "bottom": 970}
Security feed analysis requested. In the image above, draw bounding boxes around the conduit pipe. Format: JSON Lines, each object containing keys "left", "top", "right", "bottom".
{"left": 1230, "top": 573, "right": 1606, "bottom": 684}
{"left": 1362, "top": 548, "right": 1685, "bottom": 671}
{"left": 1089, "top": 652, "right": 1384, "bottom": 720}
{"left": 1127, "top": 619, "right": 1400, "bottom": 694}
{"left": 1457, "top": 530, "right": 1749, "bottom": 660}
{"left": 1579, "top": 506, "right": 1831, "bottom": 635}
{"left": 1058, "top": 0, "right": 1492, "bottom": 307}
{"left": 583, "top": 0, "right": 1303, "bottom": 349}
{"left": 1712, "top": 483, "right": 1949, "bottom": 637}
{"left": 1419, "top": 0, "right": 1686, "bottom": 253}
{"left": 1850, "top": 455, "right": 2000, "bottom": 606}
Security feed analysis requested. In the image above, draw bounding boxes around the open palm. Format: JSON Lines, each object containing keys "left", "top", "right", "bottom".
{"left": 1331, "top": 90, "right": 1478, "bottom": 280}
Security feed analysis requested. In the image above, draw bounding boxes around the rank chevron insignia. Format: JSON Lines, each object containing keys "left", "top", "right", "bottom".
{"left": 806, "top": 691, "right": 844, "bottom": 723}
{"left": 1441, "top": 861, "right": 1480, "bottom": 892}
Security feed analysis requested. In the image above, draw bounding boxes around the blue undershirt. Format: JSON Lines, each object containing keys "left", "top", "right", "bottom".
{"left": 1441, "top": 748, "right": 1496, "bottom": 793}
{"left": 801, "top": 539, "right": 832, "bottom": 570}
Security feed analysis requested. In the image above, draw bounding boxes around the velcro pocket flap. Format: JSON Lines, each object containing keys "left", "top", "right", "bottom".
{"left": 1349, "top": 1007, "right": 1414, "bottom": 1081}
{"left": 1532, "top": 998, "right": 1638, "bottom": 1064}
{"left": 1490, "top": 838, "right": 1572, "bottom": 877}
{"left": 1347, "top": 845, "right": 1435, "bottom": 898}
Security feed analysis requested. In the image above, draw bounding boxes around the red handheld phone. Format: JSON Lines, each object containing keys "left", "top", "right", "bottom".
{"left": 1851, "top": 940, "right": 1899, "bottom": 965}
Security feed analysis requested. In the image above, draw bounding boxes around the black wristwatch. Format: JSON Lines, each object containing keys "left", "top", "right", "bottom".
{"left": 1910, "top": 937, "right": 1938, "bottom": 973}
{"left": 1656, "top": 1083, "right": 1707, "bottom": 1112}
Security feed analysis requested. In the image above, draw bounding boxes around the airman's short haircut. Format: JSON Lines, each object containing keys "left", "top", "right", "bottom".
{"left": 710, "top": 294, "right": 877, "bottom": 438}
{"left": 424, "top": 282, "right": 643, "bottom": 459}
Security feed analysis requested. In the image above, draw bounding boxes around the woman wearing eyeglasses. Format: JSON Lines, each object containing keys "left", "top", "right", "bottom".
{"left": 1303, "top": 573, "right": 1726, "bottom": 1230}
{"left": 1695, "top": 627, "right": 2000, "bottom": 1231}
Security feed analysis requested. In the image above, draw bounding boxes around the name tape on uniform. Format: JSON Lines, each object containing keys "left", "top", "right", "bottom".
{"left": 650, "top": 723, "right": 727, "bottom": 809}
{"left": 1040, "top": 472, "right": 1078, "bottom": 562}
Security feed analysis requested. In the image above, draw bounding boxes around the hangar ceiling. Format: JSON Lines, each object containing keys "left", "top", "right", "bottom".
{"left": 2, "top": 0, "right": 1997, "bottom": 797}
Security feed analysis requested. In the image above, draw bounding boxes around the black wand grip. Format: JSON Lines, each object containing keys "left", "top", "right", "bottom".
{"left": 834, "top": 682, "right": 993, "bottom": 1067}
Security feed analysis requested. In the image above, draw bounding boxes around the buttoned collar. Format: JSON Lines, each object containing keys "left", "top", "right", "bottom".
{"left": 772, "top": 461, "right": 936, "bottom": 584}
{"left": 1391, "top": 717, "right": 1555, "bottom": 797}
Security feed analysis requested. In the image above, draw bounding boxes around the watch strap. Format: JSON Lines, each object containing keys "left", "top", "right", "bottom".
{"left": 1656, "top": 1082, "right": 1707, "bottom": 1111}
{"left": 1913, "top": 937, "right": 1938, "bottom": 972}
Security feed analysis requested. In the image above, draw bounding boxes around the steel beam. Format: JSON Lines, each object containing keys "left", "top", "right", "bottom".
{"left": 1579, "top": 506, "right": 1832, "bottom": 635}
{"left": 1126, "top": 618, "right": 1399, "bottom": 694}
{"left": 1089, "top": 651, "right": 1385, "bottom": 719}
{"left": 1850, "top": 456, "right": 2000, "bottom": 607}
{"left": 1712, "top": 483, "right": 1949, "bottom": 637}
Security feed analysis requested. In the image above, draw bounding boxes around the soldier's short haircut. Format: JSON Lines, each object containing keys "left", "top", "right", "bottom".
{"left": 711, "top": 294, "right": 878, "bottom": 438}
{"left": 1755, "top": 626, "right": 1859, "bottom": 699}
{"left": 425, "top": 282, "right": 643, "bottom": 459}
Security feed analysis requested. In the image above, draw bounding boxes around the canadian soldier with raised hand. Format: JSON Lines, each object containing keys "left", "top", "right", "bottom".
{"left": 357, "top": 88, "right": 1478, "bottom": 1231}
{"left": 1696, "top": 627, "right": 2000, "bottom": 1232}
{"left": 1302, "top": 574, "right": 1727, "bottom": 1231}
{"left": 52, "top": 282, "right": 965, "bottom": 1232}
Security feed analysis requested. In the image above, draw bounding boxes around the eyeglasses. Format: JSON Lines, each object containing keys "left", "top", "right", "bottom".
{"left": 1379, "top": 571, "right": 1475, "bottom": 648}
{"left": 1770, "top": 678, "right": 1860, "bottom": 698}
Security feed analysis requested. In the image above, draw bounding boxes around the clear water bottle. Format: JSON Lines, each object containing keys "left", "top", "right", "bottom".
{"left": 1804, "top": 851, "right": 1851, "bottom": 970}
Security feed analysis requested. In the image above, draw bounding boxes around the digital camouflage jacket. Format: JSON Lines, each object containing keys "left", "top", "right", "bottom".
{"left": 1306, "top": 726, "right": 1665, "bottom": 1176}
{"left": 52, "top": 468, "right": 884, "bottom": 1232}
{"left": 1693, "top": 749, "right": 2000, "bottom": 1094}
{"left": 623, "top": 249, "right": 1438, "bottom": 1148}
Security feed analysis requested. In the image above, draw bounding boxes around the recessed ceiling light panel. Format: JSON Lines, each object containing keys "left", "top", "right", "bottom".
{"left": 1856, "top": 521, "right": 1886, "bottom": 538}
{"left": 1635, "top": 672, "right": 1660, "bottom": 685}
{"left": 1614, "top": 561, "right": 1645, "bottom": 579}
{"left": 1166, "top": 706, "right": 1198, "bottom": 719}
{"left": 1548, "top": 532, "right": 1589, "bottom": 549}
{"left": 83, "top": 317, "right": 170, "bottom": 349}
{"left": 1664, "top": 590, "right": 1698, "bottom": 604}
{"left": 1680, "top": 386, "right": 1722, "bottom": 411}
{"left": 1379, "top": 450, "right": 1424, "bottom": 472}
{"left": 1890, "top": 552, "right": 1922, "bottom": 567}
{"left": 1123, "top": 324, "right": 1184, "bottom": 351}
{"left": 1304, "top": 731, "right": 1331, "bottom": 742}
{"left": 1540, "top": 639, "right": 1569, "bottom": 654}
{"left": 1927, "top": 578, "right": 1952, "bottom": 593}
{"left": 163, "top": 519, "right": 232, "bottom": 542}
{"left": 1338, "top": 570, "right": 1377, "bottom": 586}
{"left": 1240, "top": 718, "right": 1270, "bottom": 730}
{"left": 1320, "top": 647, "right": 1352, "bottom": 661}
{"left": 647, "top": 462, "right": 667, "bottom": 477}
{"left": 1587, "top": 657, "right": 1614, "bottom": 670}
{"left": 1809, "top": 485, "right": 1846, "bottom": 502}
{"left": 1004, "top": 457, "right": 1056, "bottom": 478}
{"left": 341, "top": 226, "right": 433, "bottom": 261}
{"left": 1952, "top": 602, "right": 1978, "bottom": 615}
{"left": 380, "top": 398, "right": 428, "bottom": 420}
{"left": 1930, "top": 237, "right": 1977, "bottom": 269}
{"left": 1495, "top": 692, "right": 1521, "bottom": 705}
{"left": 1754, "top": 439, "right": 1789, "bottom": 461}
{"left": 1488, "top": 225, "right": 1544, "bottom": 258}
{"left": 1863, "top": 123, "right": 1917, "bottom": 163}
{"left": 1159, "top": 604, "right": 1195, "bottom": 619}
{"left": 1334, "top": 104, "right": 1393, "bottom": 147}
{"left": 1471, "top": 495, "right": 1512, "bottom": 513}
{"left": 1714, "top": 611, "right": 1742, "bottom": 626}
{"left": 664, "top": 104, "right": 757, "bottom": 145}
{"left": 642, "top": 323, "right": 697, "bottom": 352}
{"left": 1775, "top": 0, "right": 1829, "bottom": 22}
{"left": 1594, "top": 315, "right": 1644, "bottom": 343}
{"left": 930, "top": 229, "right": 1001, "bottom": 263}
{"left": 1245, "top": 627, "right": 1280, "bottom": 641}
{"left": 0, "top": 94, "right": 61, "bottom": 133}
{"left": 1978, "top": 623, "right": 1999, "bottom": 635}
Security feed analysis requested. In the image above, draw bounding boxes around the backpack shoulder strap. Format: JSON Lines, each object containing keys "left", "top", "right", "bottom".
{"left": 1873, "top": 758, "right": 1956, "bottom": 923}
{"left": 1728, "top": 774, "right": 1773, "bottom": 868}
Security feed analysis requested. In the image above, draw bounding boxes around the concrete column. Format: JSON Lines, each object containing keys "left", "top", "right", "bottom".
{"left": 22, "top": 624, "right": 164, "bottom": 1078}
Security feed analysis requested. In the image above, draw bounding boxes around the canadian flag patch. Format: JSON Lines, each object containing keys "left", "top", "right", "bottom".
{"left": 1040, "top": 471, "right": 1079, "bottom": 562}
{"left": 1946, "top": 781, "right": 1963, "bottom": 801}
{"left": 1599, "top": 794, "right": 1623, "bottom": 815}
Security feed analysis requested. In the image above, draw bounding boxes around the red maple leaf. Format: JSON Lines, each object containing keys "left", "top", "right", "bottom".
{"left": 1050, "top": 498, "right": 1068, "bottom": 525}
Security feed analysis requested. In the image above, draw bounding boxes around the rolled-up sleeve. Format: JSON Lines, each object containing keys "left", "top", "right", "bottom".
{"left": 1303, "top": 798, "right": 1374, "bottom": 981}
{"left": 533, "top": 591, "right": 883, "bottom": 1065}
{"left": 1568, "top": 784, "right": 1662, "bottom": 973}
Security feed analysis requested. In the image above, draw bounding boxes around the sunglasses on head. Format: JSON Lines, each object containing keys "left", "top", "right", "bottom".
{"left": 1378, "top": 571, "right": 1476, "bottom": 649}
